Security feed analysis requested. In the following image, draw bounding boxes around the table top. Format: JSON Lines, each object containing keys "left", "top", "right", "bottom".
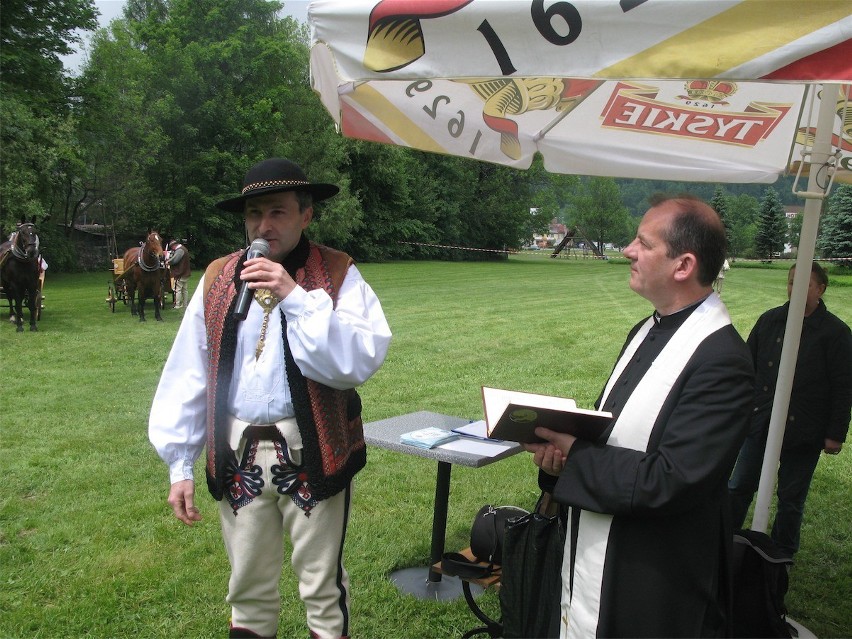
{"left": 364, "top": 410, "right": 523, "bottom": 468}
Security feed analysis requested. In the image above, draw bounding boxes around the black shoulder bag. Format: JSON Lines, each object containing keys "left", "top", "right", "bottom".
{"left": 731, "top": 529, "right": 794, "bottom": 638}
{"left": 499, "top": 492, "right": 565, "bottom": 639}
{"left": 441, "top": 504, "right": 529, "bottom": 580}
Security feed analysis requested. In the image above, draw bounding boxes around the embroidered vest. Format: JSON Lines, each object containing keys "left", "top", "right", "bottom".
{"left": 202, "top": 241, "right": 366, "bottom": 502}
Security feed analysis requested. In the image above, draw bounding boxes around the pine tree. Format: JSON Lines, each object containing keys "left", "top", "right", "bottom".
{"left": 818, "top": 184, "right": 852, "bottom": 266}
{"left": 710, "top": 185, "right": 732, "bottom": 253}
{"left": 755, "top": 187, "right": 787, "bottom": 260}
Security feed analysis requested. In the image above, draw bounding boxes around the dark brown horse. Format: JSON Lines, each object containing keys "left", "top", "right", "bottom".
{"left": 122, "top": 231, "right": 164, "bottom": 322}
{"left": 0, "top": 223, "right": 41, "bottom": 332}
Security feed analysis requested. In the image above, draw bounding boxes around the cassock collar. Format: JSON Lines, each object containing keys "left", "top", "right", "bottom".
{"left": 653, "top": 295, "right": 709, "bottom": 330}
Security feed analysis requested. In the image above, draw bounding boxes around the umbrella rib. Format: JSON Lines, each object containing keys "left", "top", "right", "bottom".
{"left": 534, "top": 109, "right": 572, "bottom": 142}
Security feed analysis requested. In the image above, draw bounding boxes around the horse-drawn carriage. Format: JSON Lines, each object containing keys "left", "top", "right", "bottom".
{"left": 106, "top": 257, "right": 128, "bottom": 312}
{"left": 107, "top": 231, "right": 172, "bottom": 321}
{"left": 0, "top": 222, "right": 44, "bottom": 332}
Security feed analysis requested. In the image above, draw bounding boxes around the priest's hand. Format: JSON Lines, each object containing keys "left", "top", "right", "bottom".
{"left": 522, "top": 427, "right": 575, "bottom": 476}
{"left": 824, "top": 438, "right": 842, "bottom": 455}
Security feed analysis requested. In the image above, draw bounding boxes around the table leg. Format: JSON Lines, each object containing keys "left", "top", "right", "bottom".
{"left": 390, "top": 460, "right": 481, "bottom": 601}
{"left": 427, "top": 460, "right": 452, "bottom": 582}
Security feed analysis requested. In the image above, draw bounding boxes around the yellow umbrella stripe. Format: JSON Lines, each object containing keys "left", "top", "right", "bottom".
{"left": 350, "top": 84, "right": 448, "bottom": 154}
{"left": 600, "top": 0, "right": 850, "bottom": 79}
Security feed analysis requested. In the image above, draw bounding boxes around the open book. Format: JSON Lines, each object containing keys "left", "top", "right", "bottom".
{"left": 482, "top": 386, "right": 613, "bottom": 444}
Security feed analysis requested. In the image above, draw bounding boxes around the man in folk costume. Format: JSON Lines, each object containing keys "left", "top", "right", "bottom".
{"left": 525, "top": 195, "right": 753, "bottom": 638}
{"left": 167, "top": 239, "right": 191, "bottom": 309}
{"left": 149, "top": 158, "right": 392, "bottom": 638}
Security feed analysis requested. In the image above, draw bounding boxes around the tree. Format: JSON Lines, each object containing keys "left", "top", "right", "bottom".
{"left": 567, "top": 177, "right": 630, "bottom": 254}
{"left": 788, "top": 211, "right": 804, "bottom": 254}
{"left": 464, "top": 161, "right": 549, "bottom": 257}
{"left": 754, "top": 187, "right": 787, "bottom": 260}
{"left": 336, "top": 143, "right": 438, "bottom": 261}
{"left": 818, "top": 185, "right": 852, "bottom": 266}
{"left": 0, "top": 0, "right": 97, "bottom": 232}
{"left": 71, "top": 22, "right": 161, "bottom": 239}
{"left": 612, "top": 215, "right": 640, "bottom": 250}
{"left": 75, "top": 0, "right": 355, "bottom": 264}
{"left": 725, "top": 194, "right": 759, "bottom": 258}
{"left": 0, "top": 0, "right": 97, "bottom": 112}
{"left": 529, "top": 161, "right": 580, "bottom": 223}
{"left": 710, "top": 185, "right": 732, "bottom": 251}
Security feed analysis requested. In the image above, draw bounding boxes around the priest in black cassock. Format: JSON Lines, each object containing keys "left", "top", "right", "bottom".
{"left": 525, "top": 194, "right": 754, "bottom": 638}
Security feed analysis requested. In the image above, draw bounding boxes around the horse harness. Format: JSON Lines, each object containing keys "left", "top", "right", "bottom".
{"left": 136, "top": 235, "right": 162, "bottom": 273}
{"left": 9, "top": 225, "right": 39, "bottom": 261}
{"left": 1, "top": 225, "right": 39, "bottom": 271}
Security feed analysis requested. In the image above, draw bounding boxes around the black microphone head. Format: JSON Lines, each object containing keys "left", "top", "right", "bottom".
{"left": 247, "top": 238, "right": 270, "bottom": 258}
{"left": 234, "top": 237, "right": 271, "bottom": 321}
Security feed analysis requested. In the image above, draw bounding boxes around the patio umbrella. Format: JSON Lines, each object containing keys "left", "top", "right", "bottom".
{"left": 308, "top": 0, "right": 851, "bottom": 591}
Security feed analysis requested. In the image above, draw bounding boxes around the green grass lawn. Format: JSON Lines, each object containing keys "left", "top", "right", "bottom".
{"left": 1, "top": 256, "right": 849, "bottom": 638}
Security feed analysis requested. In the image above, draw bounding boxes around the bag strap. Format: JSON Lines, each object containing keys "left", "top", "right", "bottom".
{"left": 538, "top": 491, "right": 560, "bottom": 517}
{"left": 484, "top": 505, "right": 501, "bottom": 563}
{"left": 441, "top": 551, "right": 498, "bottom": 580}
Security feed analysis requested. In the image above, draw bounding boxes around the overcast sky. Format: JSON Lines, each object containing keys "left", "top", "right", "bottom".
{"left": 61, "top": 0, "right": 311, "bottom": 74}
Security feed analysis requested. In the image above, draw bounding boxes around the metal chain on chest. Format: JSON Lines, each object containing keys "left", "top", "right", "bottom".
{"left": 253, "top": 288, "right": 280, "bottom": 360}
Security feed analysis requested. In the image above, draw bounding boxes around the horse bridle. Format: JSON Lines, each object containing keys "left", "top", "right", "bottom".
{"left": 137, "top": 234, "right": 162, "bottom": 272}
{"left": 10, "top": 224, "right": 39, "bottom": 261}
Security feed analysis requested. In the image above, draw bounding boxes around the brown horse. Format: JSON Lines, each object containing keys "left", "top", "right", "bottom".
{"left": 122, "top": 231, "right": 164, "bottom": 322}
{"left": 0, "top": 222, "right": 41, "bottom": 332}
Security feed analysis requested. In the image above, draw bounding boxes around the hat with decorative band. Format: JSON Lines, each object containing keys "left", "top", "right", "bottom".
{"left": 215, "top": 158, "right": 339, "bottom": 212}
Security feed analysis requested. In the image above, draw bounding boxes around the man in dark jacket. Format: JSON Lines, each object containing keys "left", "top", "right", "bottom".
{"left": 526, "top": 194, "right": 753, "bottom": 638}
{"left": 167, "top": 239, "right": 191, "bottom": 308}
{"left": 729, "top": 261, "right": 852, "bottom": 558}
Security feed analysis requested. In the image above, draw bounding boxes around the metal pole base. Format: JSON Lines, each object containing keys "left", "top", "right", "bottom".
{"left": 390, "top": 567, "right": 484, "bottom": 601}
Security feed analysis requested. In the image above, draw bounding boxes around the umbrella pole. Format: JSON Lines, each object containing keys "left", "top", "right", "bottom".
{"left": 751, "top": 83, "right": 840, "bottom": 535}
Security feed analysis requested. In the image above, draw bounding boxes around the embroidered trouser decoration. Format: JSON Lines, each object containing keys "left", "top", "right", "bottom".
{"left": 224, "top": 440, "right": 264, "bottom": 515}
{"left": 271, "top": 439, "right": 318, "bottom": 515}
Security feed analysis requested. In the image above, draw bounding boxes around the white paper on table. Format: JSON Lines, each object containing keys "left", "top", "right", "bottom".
{"left": 437, "top": 437, "right": 514, "bottom": 457}
{"left": 451, "top": 419, "right": 490, "bottom": 439}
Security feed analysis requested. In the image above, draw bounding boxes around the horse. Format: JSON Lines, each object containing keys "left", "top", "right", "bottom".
{"left": 122, "top": 231, "right": 164, "bottom": 322}
{"left": 0, "top": 222, "right": 42, "bottom": 332}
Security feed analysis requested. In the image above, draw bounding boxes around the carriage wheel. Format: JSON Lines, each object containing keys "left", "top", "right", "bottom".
{"left": 107, "top": 284, "right": 117, "bottom": 313}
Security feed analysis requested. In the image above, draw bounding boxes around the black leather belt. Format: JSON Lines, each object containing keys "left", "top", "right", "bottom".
{"left": 244, "top": 425, "right": 281, "bottom": 441}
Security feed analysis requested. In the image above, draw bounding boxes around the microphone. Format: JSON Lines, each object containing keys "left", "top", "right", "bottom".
{"left": 233, "top": 238, "right": 270, "bottom": 321}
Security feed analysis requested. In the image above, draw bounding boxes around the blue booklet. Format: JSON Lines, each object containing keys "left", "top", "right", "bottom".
{"left": 400, "top": 427, "right": 459, "bottom": 449}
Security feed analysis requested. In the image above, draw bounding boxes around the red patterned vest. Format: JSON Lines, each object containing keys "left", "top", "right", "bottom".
{"left": 202, "top": 241, "right": 366, "bottom": 502}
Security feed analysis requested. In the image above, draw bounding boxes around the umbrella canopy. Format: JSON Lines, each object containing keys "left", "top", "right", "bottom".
{"left": 308, "top": 0, "right": 852, "bottom": 534}
{"left": 310, "top": 0, "right": 851, "bottom": 183}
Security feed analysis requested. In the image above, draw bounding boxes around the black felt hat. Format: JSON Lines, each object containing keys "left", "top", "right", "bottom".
{"left": 215, "top": 158, "right": 339, "bottom": 212}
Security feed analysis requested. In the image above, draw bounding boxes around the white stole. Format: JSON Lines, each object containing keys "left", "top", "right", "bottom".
{"left": 563, "top": 294, "right": 731, "bottom": 639}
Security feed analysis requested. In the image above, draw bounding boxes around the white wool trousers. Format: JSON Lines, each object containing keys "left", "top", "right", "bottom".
{"left": 217, "top": 437, "right": 351, "bottom": 639}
